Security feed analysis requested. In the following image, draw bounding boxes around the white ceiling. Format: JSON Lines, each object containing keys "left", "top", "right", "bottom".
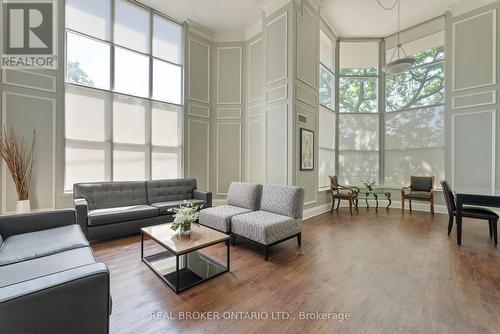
{"left": 137, "top": 0, "right": 265, "bottom": 36}
{"left": 321, "top": 0, "right": 461, "bottom": 38}
{"left": 137, "top": 0, "right": 465, "bottom": 39}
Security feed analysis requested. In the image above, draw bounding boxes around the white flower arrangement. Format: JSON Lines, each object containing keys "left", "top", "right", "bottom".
{"left": 169, "top": 201, "right": 202, "bottom": 232}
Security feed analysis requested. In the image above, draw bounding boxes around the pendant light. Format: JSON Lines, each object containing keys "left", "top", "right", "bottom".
{"left": 380, "top": 0, "right": 415, "bottom": 75}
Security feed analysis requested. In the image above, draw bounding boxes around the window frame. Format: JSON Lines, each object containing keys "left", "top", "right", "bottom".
{"left": 383, "top": 45, "right": 445, "bottom": 188}
{"left": 318, "top": 28, "right": 337, "bottom": 191}
{"left": 63, "top": 0, "right": 184, "bottom": 193}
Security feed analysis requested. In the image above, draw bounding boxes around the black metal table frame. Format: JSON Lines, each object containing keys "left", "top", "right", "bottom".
{"left": 141, "top": 231, "right": 230, "bottom": 293}
{"left": 356, "top": 192, "right": 392, "bottom": 211}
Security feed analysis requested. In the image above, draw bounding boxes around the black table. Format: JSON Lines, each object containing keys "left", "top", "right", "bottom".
{"left": 456, "top": 193, "right": 500, "bottom": 245}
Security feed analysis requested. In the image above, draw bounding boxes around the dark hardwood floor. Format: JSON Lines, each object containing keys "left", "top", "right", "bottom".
{"left": 92, "top": 209, "right": 500, "bottom": 334}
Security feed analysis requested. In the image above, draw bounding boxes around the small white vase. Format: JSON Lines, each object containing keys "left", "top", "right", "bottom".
{"left": 16, "top": 200, "right": 31, "bottom": 213}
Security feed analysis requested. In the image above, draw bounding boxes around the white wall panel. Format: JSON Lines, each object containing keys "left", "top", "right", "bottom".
{"left": 266, "top": 12, "right": 288, "bottom": 84}
{"left": 2, "top": 92, "right": 56, "bottom": 212}
{"left": 216, "top": 123, "right": 241, "bottom": 195}
{"left": 452, "top": 110, "right": 496, "bottom": 194}
{"left": 248, "top": 38, "right": 265, "bottom": 102}
{"left": 247, "top": 117, "right": 266, "bottom": 183}
{"left": 267, "top": 105, "right": 288, "bottom": 184}
{"left": 217, "top": 47, "right": 242, "bottom": 104}
{"left": 187, "top": 119, "right": 210, "bottom": 191}
{"left": 296, "top": 5, "right": 318, "bottom": 89}
{"left": 453, "top": 10, "right": 496, "bottom": 91}
{"left": 188, "top": 39, "right": 210, "bottom": 103}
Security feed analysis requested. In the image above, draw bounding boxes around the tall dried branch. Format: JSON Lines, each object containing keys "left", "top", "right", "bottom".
{"left": 0, "top": 127, "right": 36, "bottom": 200}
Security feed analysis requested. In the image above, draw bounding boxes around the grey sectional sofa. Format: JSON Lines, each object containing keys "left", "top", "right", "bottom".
{"left": 200, "top": 182, "right": 305, "bottom": 260}
{"left": 74, "top": 178, "right": 211, "bottom": 242}
{"left": 0, "top": 209, "right": 111, "bottom": 334}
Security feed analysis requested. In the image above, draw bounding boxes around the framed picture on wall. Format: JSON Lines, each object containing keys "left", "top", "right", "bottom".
{"left": 300, "top": 128, "right": 314, "bottom": 171}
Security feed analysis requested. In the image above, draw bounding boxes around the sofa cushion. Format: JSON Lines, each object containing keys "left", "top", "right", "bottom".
{"left": 88, "top": 205, "right": 158, "bottom": 226}
{"left": 226, "top": 182, "right": 262, "bottom": 211}
{"left": 199, "top": 205, "right": 252, "bottom": 233}
{"left": 260, "top": 184, "right": 305, "bottom": 219}
{"left": 151, "top": 199, "right": 205, "bottom": 215}
{"left": 231, "top": 211, "right": 302, "bottom": 245}
{"left": 0, "top": 225, "right": 89, "bottom": 267}
{"left": 0, "top": 233, "right": 3, "bottom": 249}
{"left": 147, "top": 179, "right": 197, "bottom": 204}
{"left": 74, "top": 181, "right": 148, "bottom": 210}
{"left": 0, "top": 247, "right": 96, "bottom": 288}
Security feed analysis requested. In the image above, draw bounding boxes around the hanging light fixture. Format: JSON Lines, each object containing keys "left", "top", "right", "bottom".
{"left": 378, "top": 0, "right": 415, "bottom": 75}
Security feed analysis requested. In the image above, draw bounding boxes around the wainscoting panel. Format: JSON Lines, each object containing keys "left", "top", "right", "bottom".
{"left": 248, "top": 37, "right": 265, "bottom": 103}
{"left": 266, "top": 84, "right": 288, "bottom": 104}
{"left": 266, "top": 12, "right": 288, "bottom": 84}
{"left": 188, "top": 39, "right": 210, "bottom": 103}
{"left": 217, "top": 108, "right": 241, "bottom": 119}
{"left": 296, "top": 82, "right": 318, "bottom": 108}
{"left": 248, "top": 103, "right": 265, "bottom": 118}
{"left": 247, "top": 117, "right": 266, "bottom": 183}
{"left": 452, "top": 90, "right": 496, "bottom": 109}
{"left": 453, "top": 9, "right": 496, "bottom": 91}
{"left": 267, "top": 105, "right": 288, "bottom": 184}
{"left": 187, "top": 119, "right": 210, "bottom": 191}
{"left": 296, "top": 5, "right": 318, "bottom": 89}
{"left": 217, "top": 47, "right": 242, "bottom": 105}
{"left": 216, "top": 122, "right": 242, "bottom": 195}
{"left": 188, "top": 102, "right": 210, "bottom": 118}
{"left": 452, "top": 110, "right": 496, "bottom": 194}
{"left": 2, "top": 69, "right": 56, "bottom": 92}
{"left": 2, "top": 92, "right": 56, "bottom": 212}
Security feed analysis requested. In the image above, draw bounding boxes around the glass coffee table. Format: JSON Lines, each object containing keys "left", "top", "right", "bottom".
{"left": 141, "top": 223, "right": 230, "bottom": 293}
{"left": 357, "top": 190, "right": 392, "bottom": 211}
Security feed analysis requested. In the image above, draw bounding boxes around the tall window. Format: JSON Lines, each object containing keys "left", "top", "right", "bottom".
{"left": 384, "top": 32, "right": 445, "bottom": 186}
{"left": 318, "top": 30, "right": 336, "bottom": 190}
{"left": 64, "top": 0, "right": 183, "bottom": 191}
{"left": 338, "top": 42, "right": 379, "bottom": 185}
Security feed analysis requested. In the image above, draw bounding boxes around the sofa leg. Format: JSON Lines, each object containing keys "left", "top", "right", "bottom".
{"left": 409, "top": 200, "right": 412, "bottom": 212}
{"left": 265, "top": 246, "right": 269, "bottom": 261}
{"left": 297, "top": 233, "right": 301, "bottom": 247}
{"left": 231, "top": 234, "right": 236, "bottom": 245}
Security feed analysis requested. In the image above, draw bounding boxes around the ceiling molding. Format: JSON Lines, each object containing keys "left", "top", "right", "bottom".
{"left": 213, "top": 32, "right": 247, "bottom": 43}
{"left": 187, "top": 20, "right": 215, "bottom": 42}
{"left": 245, "top": 21, "right": 264, "bottom": 40}
{"left": 262, "top": 0, "right": 293, "bottom": 16}
{"left": 449, "top": 0, "right": 498, "bottom": 16}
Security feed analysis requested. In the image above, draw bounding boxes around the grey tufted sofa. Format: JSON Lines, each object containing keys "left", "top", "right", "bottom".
{"left": 74, "top": 178, "right": 211, "bottom": 242}
{"left": 0, "top": 209, "right": 111, "bottom": 334}
{"left": 199, "top": 182, "right": 305, "bottom": 260}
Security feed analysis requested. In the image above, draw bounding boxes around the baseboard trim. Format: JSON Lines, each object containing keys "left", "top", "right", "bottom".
{"left": 303, "top": 201, "right": 448, "bottom": 220}
{"left": 303, "top": 203, "right": 331, "bottom": 220}
{"left": 213, "top": 197, "right": 449, "bottom": 220}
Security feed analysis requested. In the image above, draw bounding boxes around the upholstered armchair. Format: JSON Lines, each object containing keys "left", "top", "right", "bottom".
{"left": 401, "top": 176, "right": 435, "bottom": 214}
{"left": 329, "top": 176, "right": 359, "bottom": 216}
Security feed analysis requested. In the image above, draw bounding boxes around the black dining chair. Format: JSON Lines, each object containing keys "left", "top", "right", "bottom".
{"left": 441, "top": 180, "right": 498, "bottom": 245}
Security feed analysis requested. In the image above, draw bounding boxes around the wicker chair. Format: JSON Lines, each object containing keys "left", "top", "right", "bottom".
{"left": 329, "top": 176, "right": 359, "bottom": 216}
{"left": 401, "top": 176, "right": 435, "bottom": 214}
